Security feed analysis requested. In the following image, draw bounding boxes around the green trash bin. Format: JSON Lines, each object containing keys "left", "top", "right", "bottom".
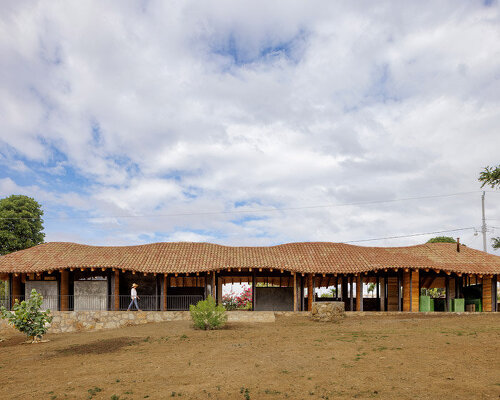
{"left": 420, "top": 295, "right": 431, "bottom": 312}
{"left": 430, "top": 298, "right": 435, "bottom": 312}
{"left": 452, "top": 298, "right": 465, "bottom": 312}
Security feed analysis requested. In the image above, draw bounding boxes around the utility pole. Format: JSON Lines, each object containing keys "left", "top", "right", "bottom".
{"left": 481, "top": 191, "right": 487, "bottom": 252}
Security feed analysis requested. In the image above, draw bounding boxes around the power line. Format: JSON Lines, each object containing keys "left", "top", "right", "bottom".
{"left": 343, "top": 227, "right": 475, "bottom": 244}
{"left": 0, "top": 190, "right": 481, "bottom": 221}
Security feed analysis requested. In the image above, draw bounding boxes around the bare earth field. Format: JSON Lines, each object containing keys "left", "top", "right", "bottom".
{"left": 1, "top": 313, "right": 499, "bottom": 400}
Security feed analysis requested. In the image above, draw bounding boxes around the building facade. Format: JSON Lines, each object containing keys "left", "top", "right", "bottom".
{"left": 0, "top": 241, "right": 499, "bottom": 312}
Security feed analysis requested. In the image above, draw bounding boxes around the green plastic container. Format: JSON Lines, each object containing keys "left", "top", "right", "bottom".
{"left": 430, "top": 298, "right": 435, "bottom": 312}
{"left": 452, "top": 298, "right": 465, "bottom": 312}
{"left": 420, "top": 295, "right": 431, "bottom": 312}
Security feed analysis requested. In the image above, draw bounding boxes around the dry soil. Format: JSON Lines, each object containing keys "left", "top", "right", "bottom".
{"left": 1, "top": 313, "right": 499, "bottom": 399}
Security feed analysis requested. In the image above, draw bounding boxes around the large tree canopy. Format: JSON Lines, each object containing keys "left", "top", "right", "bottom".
{"left": 0, "top": 195, "right": 45, "bottom": 255}
{"left": 479, "top": 165, "right": 500, "bottom": 188}
{"left": 426, "top": 236, "right": 456, "bottom": 244}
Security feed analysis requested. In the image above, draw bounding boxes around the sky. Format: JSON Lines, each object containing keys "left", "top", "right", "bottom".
{"left": 0, "top": 0, "right": 499, "bottom": 251}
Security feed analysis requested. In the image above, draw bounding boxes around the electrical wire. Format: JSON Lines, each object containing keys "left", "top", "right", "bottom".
{"left": 0, "top": 190, "right": 481, "bottom": 221}
{"left": 342, "top": 227, "right": 475, "bottom": 243}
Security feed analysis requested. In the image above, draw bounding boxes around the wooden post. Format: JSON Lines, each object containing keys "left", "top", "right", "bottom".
{"left": 397, "top": 271, "right": 402, "bottom": 312}
{"left": 403, "top": 270, "right": 411, "bottom": 312}
{"left": 307, "top": 274, "right": 314, "bottom": 311}
{"left": 217, "top": 275, "right": 222, "bottom": 305}
{"left": 293, "top": 273, "right": 297, "bottom": 311}
{"left": 211, "top": 271, "right": 216, "bottom": 299}
{"left": 356, "top": 275, "right": 363, "bottom": 311}
{"left": 411, "top": 270, "right": 419, "bottom": 312}
{"left": 60, "top": 270, "right": 69, "bottom": 311}
{"left": 445, "top": 275, "right": 450, "bottom": 312}
{"left": 252, "top": 270, "right": 256, "bottom": 311}
{"left": 349, "top": 276, "right": 354, "bottom": 311}
{"left": 163, "top": 274, "right": 168, "bottom": 311}
{"left": 482, "top": 276, "right": 493, "bottom": 312}
{"left": 494, "top": 275, "right": 498, "bottom": 312}
{"left": 379, "top": 276, "right": 386, "bottom": 311}
{"left": 114, "top": 269, "right": 120, "bottom": 311}
{"left": 300, "top": 275, "right": 305, "bottom": 311}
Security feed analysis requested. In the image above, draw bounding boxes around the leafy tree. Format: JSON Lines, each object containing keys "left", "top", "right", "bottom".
{"left": 492, "top": 237, "right": 500, "bottom": 250}
{"left": 189, "top": 296, "right": 227, "bottom": 330}
{"left": 0, "top": 289, "right": 53, "bottom": 342}
{"left": 427, "top": 236, "right": 456, "bottom": 244}
{"left": 0, "top": 195, "right": 45, "bottom": 255}
{"left": 367, "top": 283, "right": 376, "bottom": 297}
{"left": 479, "top": 165, "right": 500, "bottom": 188}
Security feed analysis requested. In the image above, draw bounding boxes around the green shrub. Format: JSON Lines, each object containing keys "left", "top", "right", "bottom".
{"left": 189, "top": 296, "right": 227, "bottom": 330}
{"left": 0, "top": 289, "right": 53, "bottom": 342}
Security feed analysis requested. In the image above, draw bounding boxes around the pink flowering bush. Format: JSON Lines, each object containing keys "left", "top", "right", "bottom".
{"left": 222, "top": 285, "right": 253, "bottom": 310}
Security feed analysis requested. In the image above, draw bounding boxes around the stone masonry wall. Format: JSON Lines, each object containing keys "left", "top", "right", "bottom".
{"left": 0, "top": 311, "right": 277, "bottom": 334}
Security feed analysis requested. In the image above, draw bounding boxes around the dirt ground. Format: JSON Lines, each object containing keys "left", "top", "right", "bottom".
{"left": 1, "top": 313, "right": 499, "bottom": 400}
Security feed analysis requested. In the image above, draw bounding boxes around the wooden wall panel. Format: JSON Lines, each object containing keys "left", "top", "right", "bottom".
{"left": 411, "top": 270, "right": 419, "bottom": 312}
{"left": 482, "top": 277, "right": 492, "bottom": 312}
{"left": 387, "top": 277, "right": 399, "bottom": 311}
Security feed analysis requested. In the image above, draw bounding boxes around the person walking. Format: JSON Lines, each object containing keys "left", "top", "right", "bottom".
{"left": 127, "top": 283, "right": 141, "bottom": 311}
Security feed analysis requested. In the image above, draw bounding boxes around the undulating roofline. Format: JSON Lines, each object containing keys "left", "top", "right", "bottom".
{"left": 0, "top": 241, "right": 499, "bottom": 276}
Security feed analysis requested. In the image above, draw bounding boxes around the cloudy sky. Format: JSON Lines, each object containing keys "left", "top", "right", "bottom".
{"left": 0, "top": 0, "right": 499, "bottom": 251}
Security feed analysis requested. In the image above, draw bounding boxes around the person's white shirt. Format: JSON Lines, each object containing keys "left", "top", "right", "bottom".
{"left": 131, "top": 288, "right": 137, "bottom": 299}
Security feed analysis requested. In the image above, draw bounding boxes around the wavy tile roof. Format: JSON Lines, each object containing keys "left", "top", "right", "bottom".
{"left": 0, "top": 241, "right": 499, "bottom": 275}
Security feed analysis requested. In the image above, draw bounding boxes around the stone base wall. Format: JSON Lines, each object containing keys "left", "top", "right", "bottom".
{"left": 311, "top": 301, "right": 345, "bottom": 322}
{"left": 0, "top": 310, "right": 277, "bottom": 334}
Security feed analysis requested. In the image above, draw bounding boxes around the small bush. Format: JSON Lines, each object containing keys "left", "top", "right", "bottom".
{"left": 0, "top": 289, "right": 53, "bottom": 342}
{"left": 189, "top": 296, "right": 227, "bottom": 330}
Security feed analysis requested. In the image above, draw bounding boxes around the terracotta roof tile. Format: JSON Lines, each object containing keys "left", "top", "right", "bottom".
{"left": 0, "top": 242, "right": 499, "bottom": 275}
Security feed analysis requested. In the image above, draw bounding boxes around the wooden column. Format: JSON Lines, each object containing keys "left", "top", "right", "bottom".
{"left": 114, "top": 269, "right": 120, "bottom": 311}
{"left": 411, "top": 270, "right": 419, "bottom": 312}
{"left": 307, "top": 274, "right": 314, "bottom": 311}
{"left": 482, "top": 276, "right": 493, "bottom": 312}
{"left": 163, "top": 274, "right": 168, "bottom": 311}
{"left": 349, "top": 276, "right": 354, "bottom": 311}
{"left": 356, "top": 275, "right": 363, "bottom": 311}
{"left": 403, "top": 270, "right": 411, "bottom": 312}
{"left": 251, "top": 270, "right": 256, "bottom": 311}
{"left": 211, "top": 272, "right": 216, "bottom": 299}
{"left": 217, "top": 275, "right": 222, "bottom": 305}
{"left": 445, "top": 275, "right": 450, "bottom": 312}
{"left": 60, "top": 270, "right": 69, "bottom": 311}
{"left": 11, "top": 274, "right": 22, "bottom": 306}
{"left": 293, "top": 273, "right": 297, "bottom": 311}
{"left": 379, "top": 276, "right": 385, "bottom": 311}
{"left": 494, "top": 275, "right": 498, "bottom": 312}
{"left": 300, "top": 275, "right": 305, "bottom": 311}
{"left": 397, "top": 271, "right": 402, "bottom": 311}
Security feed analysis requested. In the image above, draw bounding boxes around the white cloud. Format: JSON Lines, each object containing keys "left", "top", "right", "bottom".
{"left": 0, "top": 0, "right": 499, "bottom": 250}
